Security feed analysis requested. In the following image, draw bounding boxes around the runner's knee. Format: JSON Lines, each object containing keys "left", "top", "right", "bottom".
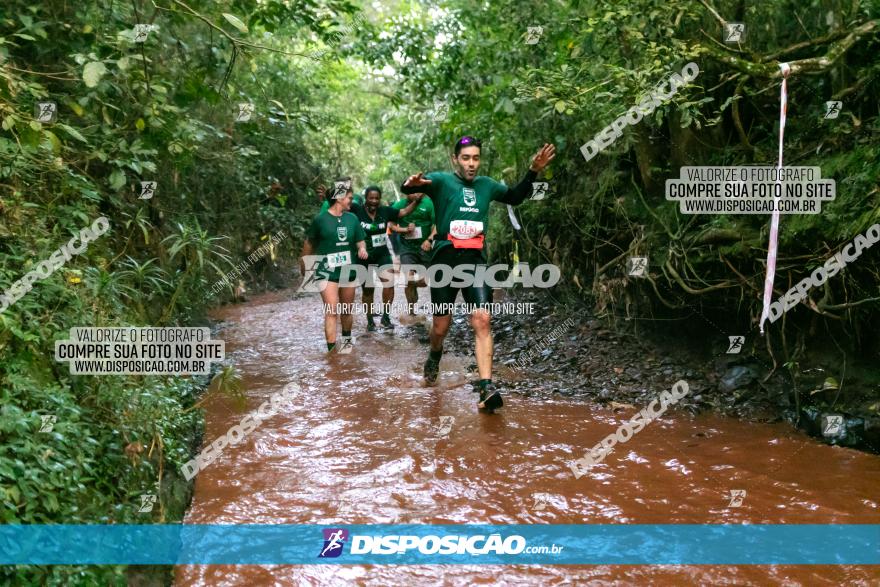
{"left": 471, "top": 310, "right": 491, "bottom": 332}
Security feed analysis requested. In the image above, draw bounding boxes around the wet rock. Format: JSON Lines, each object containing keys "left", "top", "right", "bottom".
{"left": 719, "top": 365, "right": 759, "bottom": 393}
{"left": 864, "top": 417, "right": 880, "bottom": 450}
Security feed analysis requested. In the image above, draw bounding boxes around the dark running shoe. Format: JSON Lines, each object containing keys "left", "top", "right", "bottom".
{"left": 478, "top": 383, "right": 503, "bottom": 411}
{"left": 423, "top": 356, "right": 440, "bottom": 385}
{"left": 367, "top": 320, "right": 377, "bottom": 332}
{"left": 380, "top": 314, "right": 393, "bottom": 329}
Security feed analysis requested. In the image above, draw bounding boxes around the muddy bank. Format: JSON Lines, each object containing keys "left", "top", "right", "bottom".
{"left": 442, "top": 288, "right": 880, "bottom": 454}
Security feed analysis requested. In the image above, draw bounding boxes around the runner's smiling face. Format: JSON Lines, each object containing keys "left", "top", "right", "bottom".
{"left": 365, "top": 189, "right": 381, "bottom": 212}
{"left": 452, "top": 145, "right": 481, "bottom": 181}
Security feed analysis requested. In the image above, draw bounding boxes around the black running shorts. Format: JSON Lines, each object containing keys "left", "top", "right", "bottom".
{"left": 428, "top": 246, "right": 491, "bottom": 314}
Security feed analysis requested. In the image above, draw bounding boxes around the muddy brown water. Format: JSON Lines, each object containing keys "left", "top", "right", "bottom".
{"left": 175, "top": 289, "right": 880, "bottom": 586}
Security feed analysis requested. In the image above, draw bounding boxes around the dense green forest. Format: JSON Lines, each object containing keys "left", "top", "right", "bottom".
{"left": 1, "top": 0, "right": 878, "bottom": 582}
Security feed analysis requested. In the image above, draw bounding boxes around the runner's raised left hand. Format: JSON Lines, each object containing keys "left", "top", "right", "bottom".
{"left": 529, "top": 143, "right": 556, "bottom": 173}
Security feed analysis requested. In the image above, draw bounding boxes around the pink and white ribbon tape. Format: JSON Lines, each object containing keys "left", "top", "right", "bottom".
{"left": 759, "top": 62, "right": 791, "bottom": 334}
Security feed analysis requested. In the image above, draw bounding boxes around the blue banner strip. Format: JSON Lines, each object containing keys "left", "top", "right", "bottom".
{"left": 1, "top": 524, "right": 877, "bottom": 565}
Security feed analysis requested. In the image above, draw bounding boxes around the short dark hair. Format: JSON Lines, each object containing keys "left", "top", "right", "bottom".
{"left": 364, "top": 185, "right": 382, "bottom": 197}
{"left": 454, "top": 136, "right": 482, "bottom": 156}
{"left": 328, "top": 176, "right": 352, "bottom": 202}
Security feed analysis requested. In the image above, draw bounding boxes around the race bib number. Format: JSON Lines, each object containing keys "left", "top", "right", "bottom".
{"left": 326, "top": 251, "right": 351, "bottom": 269}
{"left": 404, "top": 226, "right": 423, "bottom": 240}
{"left": 371, "top": 234, "right": 387, "bottom": 247}
{"left": 448, "top": 220, "right": 483, "bottom": 240}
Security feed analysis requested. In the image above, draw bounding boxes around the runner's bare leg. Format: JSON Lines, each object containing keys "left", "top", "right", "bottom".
{"left": 471, "top": 309, "right": 492, "bottom": 380}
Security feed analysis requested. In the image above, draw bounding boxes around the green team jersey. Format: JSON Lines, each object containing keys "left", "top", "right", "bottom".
{"left": 350, "top": 202, "right": 399, "bottom": 253}
{"left": 392, "top": 197, "right": 435, "bottom": 250}
{"left": 401, "top": 172, "right": 512, "bottom": 256}
{"left": 306, "top": 210, "right": 365, "bottom": 268}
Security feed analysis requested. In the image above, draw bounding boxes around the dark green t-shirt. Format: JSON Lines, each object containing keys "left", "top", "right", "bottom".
{"left": 306, "top": 210, "right": 366, "bottom": 267}
{"left": 350, "top": 203, "right": 399, "bottom": 253}
{"left": 392, "top": 197, "right": 435, "bottom": 251}
{"left": 402, "top": 172, "right": 509, "bottom": 255}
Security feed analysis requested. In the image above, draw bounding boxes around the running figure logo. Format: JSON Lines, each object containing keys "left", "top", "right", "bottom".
{"left": 133, "top": 24, "right": 152, "bottom": 43}
{"left": 432, "top": 101, "right": 449, "bottom": 122}
{"left": 336, "top": 337, "right": 354, "bottom": 354}
{"left": 297, "top": 255, "right": 330, "bottom": 293}
{"left": 726, "top": 336, "right": 745, "bottom": 354}
{"left": 824, "top": 101, "right": 842, "bottom": 119}
{"left": 318, "top": 528, "right": 349, "bottom": 558}
{"left": 35, "top": 102, "right": 57, "bottom": 123}
{"left": 728, "top": 489, "right": 746, "bottom": 507}
{"left": 140, "top": 181, "right": 156, "bottom": 200}
{"left": 627, "top": 256, "right": 648, "bottom": 277}
{"left": 437, "top": 416, "right": 454, "bottom": 437}
{"left": 525, "top": 26, "right": 543, "bottom": 45}
{"left": 724, "top": 23, "right": 745, "bottom": 43}
{"left": 236, "top": 103, "right": 254, "bottom": 122}
{"left": 138, "top": 494, "right": 156, "bottom": 513}
{"left": 530, "top": 182, "right": 549, "bottom": 201}
{"left": 822, "top": 414, "right": 844, "bottom": 437}
{"left": 332, "top": 179, "right": 351, "bottom": 199}
{"left": 39, "top": 415, "right": 57, "bottom": 433}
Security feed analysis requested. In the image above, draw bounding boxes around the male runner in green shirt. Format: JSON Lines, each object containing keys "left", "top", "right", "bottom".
{"left": 389, "top": 192, "right": 435, "bottom": 315}
{"left": 300, "top": 177, "right": 368, "bottom": 352}
{"left": 400, "top": 137, "right": 555, "bottom": 411}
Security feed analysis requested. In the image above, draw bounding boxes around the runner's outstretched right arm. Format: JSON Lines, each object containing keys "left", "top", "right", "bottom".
{"left": 401, "top": 172, "right": 435, "bottom": 197}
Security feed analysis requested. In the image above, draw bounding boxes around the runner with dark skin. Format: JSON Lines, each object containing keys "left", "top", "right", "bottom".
{"left": 316, "top": 184, "right": 421, "bottom": 330}
{"left": 401, "top": 138, "right": 556, "bottom": 411}
{"left": 357, "top": 187, "right": 421, "bottom": 330}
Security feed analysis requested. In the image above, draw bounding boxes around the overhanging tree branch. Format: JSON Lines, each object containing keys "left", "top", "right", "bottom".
{"left": 697, "top": 19, "right": 878, "bottom": 78}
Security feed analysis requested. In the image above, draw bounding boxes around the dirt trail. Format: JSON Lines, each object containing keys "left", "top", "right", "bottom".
{"left": 176, "top": 288, "right": 880, "bottom": 586}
